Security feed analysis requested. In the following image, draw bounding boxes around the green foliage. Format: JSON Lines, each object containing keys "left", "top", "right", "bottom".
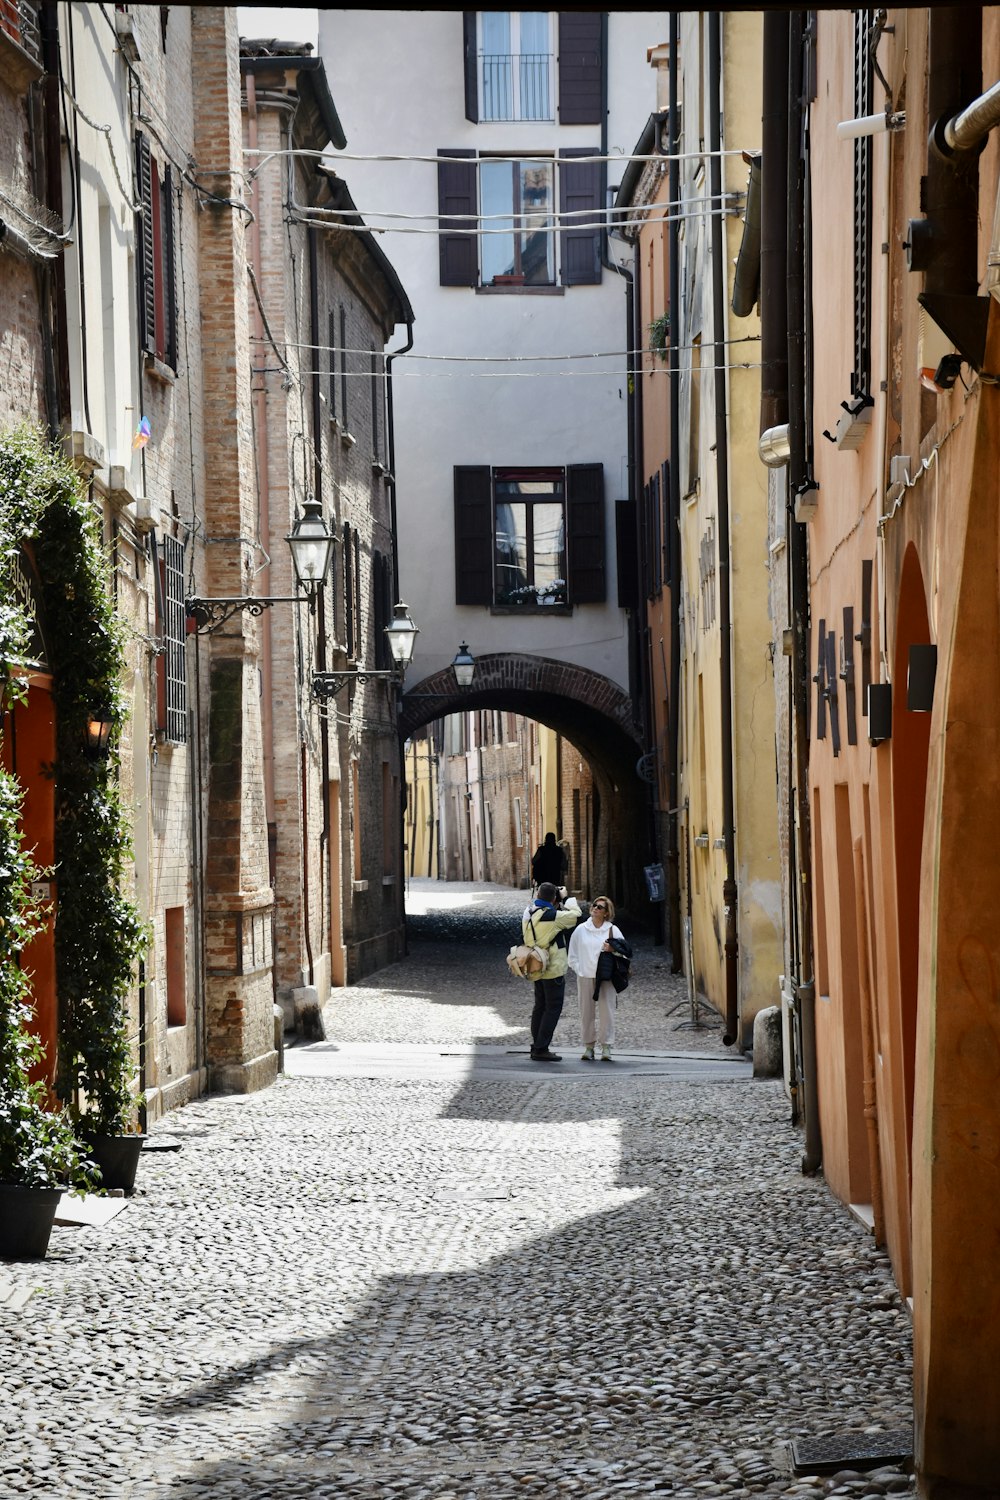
{"left": 649, "top": 311, "right": 670, "bottom": 363}
{"left": 0, "top": 771, "right": 95, "bottom": 1189}
{"left": 0, "top": 426, "right": 144, "bottom": 1150}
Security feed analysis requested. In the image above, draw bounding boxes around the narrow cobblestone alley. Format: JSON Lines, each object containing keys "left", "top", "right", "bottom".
{"left": 0, "top": 883, "right": 914, "bottom": 1500}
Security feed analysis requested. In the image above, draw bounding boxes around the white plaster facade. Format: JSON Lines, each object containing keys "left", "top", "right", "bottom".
{"left": 321, "top": 11, "right": 664, "bottom": 691}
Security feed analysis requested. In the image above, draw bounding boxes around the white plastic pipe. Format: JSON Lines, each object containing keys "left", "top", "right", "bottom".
{"left": 837, "top": 112, "right": 891, "bottom": 141}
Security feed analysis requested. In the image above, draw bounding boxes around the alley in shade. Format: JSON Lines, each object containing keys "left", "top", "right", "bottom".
{"left": 0, "top": 883, "right": 913, "bottom": 1500}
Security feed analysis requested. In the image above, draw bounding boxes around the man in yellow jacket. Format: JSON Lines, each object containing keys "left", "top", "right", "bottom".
{"left": 522, "top": 882, "right": 582, "bottom": 1062}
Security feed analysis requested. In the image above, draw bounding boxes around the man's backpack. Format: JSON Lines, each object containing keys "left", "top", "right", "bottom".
{"left": 506, "top": 943, "right": 547, "bottom": 980}
{"left": 506, "top": 912, "right": 547, "bottom": 980}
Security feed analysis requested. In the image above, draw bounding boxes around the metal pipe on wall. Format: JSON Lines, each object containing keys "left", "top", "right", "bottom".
{"left": 666, "top": 17, "right": 683, "bottom": 973}
{"left": 707, "top": 13, "right": 739, "bottom": 1048}
{"left": 784, "top": 9, "right": 822, "bottom": 1174}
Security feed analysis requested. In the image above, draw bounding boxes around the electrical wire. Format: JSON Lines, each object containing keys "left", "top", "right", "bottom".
{"left": 245, "top": 146, "right": 759, "bottom": 176}
{"left": 248, "top": 337, "right": 761, "bottom": 361}
{"left": 255, "top": 362, "right": 765, "bottom": 381}
{"left": 58, "top": 79, "right": 141, "bottom": 212}
{"left": 287, "top": 201, "right": 744, "bottom": 238}
{"left": 268, "top": 189, "right": 738, "bottom": 227}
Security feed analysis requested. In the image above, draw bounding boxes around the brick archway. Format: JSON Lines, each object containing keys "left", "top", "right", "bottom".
{"left": 401, "top": 654, "right": 651, "bottom": 919}
{"left": 401, "top": 653, "right": 639, "bottom": 752}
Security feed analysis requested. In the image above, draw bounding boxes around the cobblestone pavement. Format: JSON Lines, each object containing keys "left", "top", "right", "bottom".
{"left": 0, "top": 881, "right": 914, "bottom": 1500}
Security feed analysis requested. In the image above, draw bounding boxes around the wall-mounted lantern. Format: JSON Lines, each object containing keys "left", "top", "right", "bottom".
{"left": 452, "top": 642, "right": 476, "bottom": 689}
{"left": 186, "top": 498, "right": 336, "bottom": 632}
{"left": 83, "top": 711, "right": 114, "bottom": 760}
{"left": 311, "top": 601, "right": 419, "bottom": 703}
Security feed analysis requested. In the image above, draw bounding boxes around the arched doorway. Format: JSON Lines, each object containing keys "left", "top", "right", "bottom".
{"left": 401, "top": 654, "right": 647, "bottom": 917}
{"left": 0, "top": 549, "right": 57, "bottom": 1088}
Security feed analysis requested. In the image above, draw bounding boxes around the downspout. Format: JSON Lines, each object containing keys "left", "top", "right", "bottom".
{"left": 666, "top": 16, "right": 683, "bottom": 973}
{"left": 599, "top": 9, "right": 651, "bottom": 914}
{"left": 304, "top": 219, "right": 327, "bottom": 992}
{"left": 708, "top": 13, "right": 739, "bottom": 1048}
{"left": 245, "top": 74, "right": 277, "bottom": 879}
{"left": 785, "top": 10, "right": 822, "bottom": 1174}
{"left": 386, "top": 319, "right": 413, "bottom": 949}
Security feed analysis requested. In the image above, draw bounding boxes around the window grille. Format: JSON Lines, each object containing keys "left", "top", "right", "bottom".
{"left": 161, "top": 534, "right": 187, "bottom": 744}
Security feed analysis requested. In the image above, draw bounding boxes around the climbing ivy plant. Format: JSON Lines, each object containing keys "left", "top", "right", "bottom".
{"left": 0, "top": 425, "right": 145, "bottom": 1142}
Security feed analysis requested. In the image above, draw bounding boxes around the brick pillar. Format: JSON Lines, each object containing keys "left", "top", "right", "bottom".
{"left": 190, "top": 8, "right": 276, "bottom": 1092}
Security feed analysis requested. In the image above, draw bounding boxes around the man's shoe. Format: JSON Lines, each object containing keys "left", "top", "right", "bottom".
{"left": 581, "top": 1046, "right": 595, "bottom": 1062}
{"left": 531, "top": 1049, "right": 562, "bottom": 1062}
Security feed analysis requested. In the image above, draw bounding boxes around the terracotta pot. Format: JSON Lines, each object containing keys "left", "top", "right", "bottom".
{"left": 88, "top": 1134, "right": 146, "bottom": 1195}
{"left": 0, "top": 1183, "right": 62, "bottom": 1260}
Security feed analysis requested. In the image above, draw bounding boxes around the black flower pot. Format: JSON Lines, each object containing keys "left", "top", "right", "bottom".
{"left": 0, "top": 1183, "right": 62, "bottom": 1260}
{"left": 88, "top": 1134, "right": 146, "bottom": 1195}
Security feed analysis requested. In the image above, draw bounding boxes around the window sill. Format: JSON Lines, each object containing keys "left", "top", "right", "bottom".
{"left": 381, "top": 874, "right": 395, "bottom": 887}
{"left": 144, "top": 354, "right": 177, "bottom": 385}
{"left": 371, "top": 459, "right": 388, "bottom": 476}
{"left": 340, "top": 430, "right": 357, "bottom": 449}
{"left": 490, "top": 604, "right": 572, "bottom": 616}
{"left": 476, "top": 284, "right": 565, "bottom": 296}
{"left": 352, "top": 878, "right": 369, "bottom": 893}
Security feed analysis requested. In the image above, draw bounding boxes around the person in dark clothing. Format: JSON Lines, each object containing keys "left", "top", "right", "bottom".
{"left": 522, "top": 881, "right": 581, "bottom": 1061}
{"left": 531, "top": 831, "right": 566, "bottom": 888}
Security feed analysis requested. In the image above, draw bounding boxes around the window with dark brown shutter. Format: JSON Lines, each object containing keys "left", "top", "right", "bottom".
{"left": 135, "top": 133, "right": 156, "bottom": 356}
{"left": 438, "top": 150, "right": 478, "bottom": 287}
{"left": 454, "top": 466, "right": 494, "bottom": 605}
{"left": 559, "top": 147, "right": 602, "bottom": 286}
{"left": 134, "top": 131, "right": 178, "bottom": 370}
{"left": 566, "top": 463, "right": 605, "bottom": 603}
{"left": 557, "top": 12, "right": 603, "bottom": 125}
{"left": 616, "top": 499, "right": 638, "bottom": 610}
{"left": 463, "top": 11, "right": 479, "bottom": 122}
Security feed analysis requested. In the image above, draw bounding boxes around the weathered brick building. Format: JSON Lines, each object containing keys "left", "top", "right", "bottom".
{"left": 0, "top": 6, "right": 413, "bottom": 1121}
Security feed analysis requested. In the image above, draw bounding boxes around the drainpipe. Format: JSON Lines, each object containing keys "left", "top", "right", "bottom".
{"left": 245, "top": 75, "right": 277, "bottom": 871}
{"left": 666, "top": 15, "right": 683, "bottom": 973}
{"left": 708, "top": 14, "right": 739, "bottom": 1048}
{"left": 386, "top": 317, "right": 413, "bottom": 950}
{"left": 785, "top": 10, "right": 822, "bottom": 1175}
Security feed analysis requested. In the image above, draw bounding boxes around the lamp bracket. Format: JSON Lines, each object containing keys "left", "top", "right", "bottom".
{"left": 185, "top": 593, "right": 314, "bottom": 633}
{"left": 311, "top": 668, "right": 401, "bottom": 702}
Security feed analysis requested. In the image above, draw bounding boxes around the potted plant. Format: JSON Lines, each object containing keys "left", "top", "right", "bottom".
{"left": 649, "top": 311, "right": 670, "bottom": 363}
{"left": 0, "top": 772, "right": 95, "bottom": 1259}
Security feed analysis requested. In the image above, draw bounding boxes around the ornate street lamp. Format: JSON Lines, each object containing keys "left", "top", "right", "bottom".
{"left": 452, "top": 642, "right": 476, "bottom": 689}
{"left": 311, "top": 601, "right": 420, "bottom": 702}
{"left": 185, "top": 498, "right": 335, "bottom": 631}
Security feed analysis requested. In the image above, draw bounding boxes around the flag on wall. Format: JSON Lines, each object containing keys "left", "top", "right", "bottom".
{"left": 132, "top": 417, "right": 151, "bottom": 450}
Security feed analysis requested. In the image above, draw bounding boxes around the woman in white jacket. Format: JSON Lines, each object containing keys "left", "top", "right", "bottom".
{"left": 567, "top": 895, "right": 626, "bottom": 1062}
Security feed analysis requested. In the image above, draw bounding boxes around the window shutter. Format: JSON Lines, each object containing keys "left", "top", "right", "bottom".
{"left": 163, "top": 166, "right": 178, "bottom": 371}
{"left": 557, "top": 12, "right": 603, "bottom": 125}
{"left": 134, "top": 132, "right": 156, "bottom": 355}
{"left": 438, "top": 149, "right": 478, "bottom": 288}
{"left": 463, "top": 12, "right": 479, "bottom": 123}
{"left": 559, "top": 148, "right": 602, "bottom": 286}
{"left": 651, "top": 468, "right": 662, "bottom": 593}
{"left": 454, "top": 465, "right": 493, "bottom": 605}
{"left": 615, "top": 499, "right": 638, "bottom": 610}
{"left": 852, "top": 10, "right": 874, "bottom": 398}
{"left": 661, "top": 460, "right": 670, "bottom": 583}
{"left": 343, "top": 521, "right": 354, "bottom": 656}
{"left": 567, "top": 463, "right": 605, "bottom": 604}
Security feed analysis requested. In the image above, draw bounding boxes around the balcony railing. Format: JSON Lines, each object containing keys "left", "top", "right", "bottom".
{"left": 481, "top": 52, "right": 552, "bottom": 122}
{"left": 0, "top": 0, "right": 42, "bottom": 66}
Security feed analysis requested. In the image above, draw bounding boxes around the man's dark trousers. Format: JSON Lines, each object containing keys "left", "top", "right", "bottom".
{"left": 531, "top": 976, "right": 565, "bottom": 1054}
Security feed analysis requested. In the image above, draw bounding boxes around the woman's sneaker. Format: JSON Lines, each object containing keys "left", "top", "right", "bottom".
{"left": 599, "top": 1045, "right": 613, "bottom": 1062}
{"left": 581, "top": 1046, "right": 595, "bottom": 1062}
